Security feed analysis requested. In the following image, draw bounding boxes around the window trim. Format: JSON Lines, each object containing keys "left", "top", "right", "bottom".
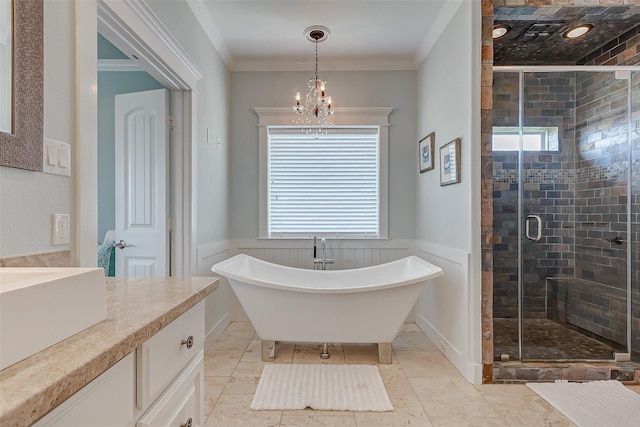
{"left": 256, "top": 107, "right": 392, "bottom": 239}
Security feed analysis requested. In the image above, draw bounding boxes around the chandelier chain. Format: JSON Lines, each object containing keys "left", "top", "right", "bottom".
{"left": 315, "top": 39, "right": 319, "bottom": 81}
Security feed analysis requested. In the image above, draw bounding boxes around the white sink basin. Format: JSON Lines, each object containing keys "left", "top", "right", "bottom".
{"left": 0, "top": 268, "right": 107, "bottom": 370}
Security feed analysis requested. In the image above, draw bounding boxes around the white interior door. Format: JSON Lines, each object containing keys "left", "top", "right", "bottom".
{"left": 114, "top": 89, "right": 169, "bottom": 277}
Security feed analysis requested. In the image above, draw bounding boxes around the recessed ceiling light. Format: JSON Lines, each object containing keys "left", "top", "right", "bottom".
{"left": 563, "top": 24, "right": 593, "bottom": 39}
{"left": 493, "top": 25, "right": 510, "bottom": 39}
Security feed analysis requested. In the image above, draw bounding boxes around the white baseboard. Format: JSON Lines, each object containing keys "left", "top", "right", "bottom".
{"left": 416, "top": 313, "right": 481, "bottom": 384}
{"left": 204, "top": 312, "right": 230, "bottom": 351}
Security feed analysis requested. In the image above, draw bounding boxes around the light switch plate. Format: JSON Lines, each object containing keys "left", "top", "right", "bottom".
{"left": 43, "top": 138, "right": 71, "bottom": 176}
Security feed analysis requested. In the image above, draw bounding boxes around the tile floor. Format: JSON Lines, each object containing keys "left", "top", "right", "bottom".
{"left": 493, "top": 318, "right": 623, "bottom": 360}
{"left": 204, "top": 322, "right": 640, "bottom": 426}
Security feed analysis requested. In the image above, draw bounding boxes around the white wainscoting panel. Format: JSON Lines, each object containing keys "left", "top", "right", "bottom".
{"left": 196, "top": 241, "right": 231, "bottom": 350}
{"left": 415, "top": 241, "right": 481, "bottom": 384}
{"left": 231, "top": 239, "right": 413, "bottom": 270}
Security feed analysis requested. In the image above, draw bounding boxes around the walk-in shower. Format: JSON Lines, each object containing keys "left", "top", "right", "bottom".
{"left": 492, "top": 66, "right": 639, "bottom": 362}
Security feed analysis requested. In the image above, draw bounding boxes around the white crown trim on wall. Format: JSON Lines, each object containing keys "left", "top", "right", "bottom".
{"left": 123, "top": 0, "right": 203, "bottom": 81}
{"left": 413, "top": 0, "right": 464, "bottom": 68}
{"left": 186, "top": 0, "right": 233, "bottom": 70}
{"left": 97, "top": 59, "right": 143, "bottom": 72}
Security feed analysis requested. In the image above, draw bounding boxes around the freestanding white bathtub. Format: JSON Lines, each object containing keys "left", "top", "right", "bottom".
{"left": 211, "top": 254, "right": 443, "bottom": 363}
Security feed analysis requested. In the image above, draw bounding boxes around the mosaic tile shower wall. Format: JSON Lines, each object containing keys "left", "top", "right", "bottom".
{"left": 492, "top": 72, "right": 577, "bottom": 319}
{"left": 574, "top": 72, "right": 628, "bottom": 287}
{"left": 565, "top": 71, "right": 631, "bottom": 347}
{"left": 492, "top": 72, "right": 519, "bottom": 320}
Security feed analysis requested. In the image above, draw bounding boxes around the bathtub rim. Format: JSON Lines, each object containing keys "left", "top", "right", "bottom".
{"left": 211, "top": 254, "right": 443, "bottom": 294}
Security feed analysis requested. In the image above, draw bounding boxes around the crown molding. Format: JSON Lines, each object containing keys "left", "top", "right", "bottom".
{"left": 97, "top": 59, "right": 142, "bottom": 72}
{"left": 413, "top": 0, "right": 464, "bottom": 69}
{"left": 98, "top": 0, "right": 203, "bottom": 89}
{"left": 233, "top": 56, "right": 416, "bottom": 72}
{"left": 182, "top": 0, "right": 455, "bottom": 72}
{"left": 125, "top": 0, "right": 203, "bottom": 80}
{"left": 187, "top": 0, "right": 233, "bottom": 70}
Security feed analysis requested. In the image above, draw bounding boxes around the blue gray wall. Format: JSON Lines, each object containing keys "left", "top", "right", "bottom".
{"left": 229, "top": 70, "right": 418, "bottom": 240}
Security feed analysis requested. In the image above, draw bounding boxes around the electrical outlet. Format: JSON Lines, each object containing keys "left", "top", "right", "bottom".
{"left": 52, "top": 214, "right": 70, "bottom": 245}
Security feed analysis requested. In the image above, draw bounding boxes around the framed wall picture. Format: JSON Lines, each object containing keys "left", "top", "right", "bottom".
{"left": 440, "top": 138, "right": 461, "bottom": 186}
{"left": 419, "top": 132, "right": 435, "bottom": 173}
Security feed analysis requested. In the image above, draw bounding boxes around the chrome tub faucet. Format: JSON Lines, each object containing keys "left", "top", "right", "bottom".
{"left": 313, "top": 236, "right": 334, "bottom": 270}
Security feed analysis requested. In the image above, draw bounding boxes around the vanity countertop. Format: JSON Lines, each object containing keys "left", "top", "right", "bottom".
{"left": 0, "top": 276, "right": 218, "bottom": 426}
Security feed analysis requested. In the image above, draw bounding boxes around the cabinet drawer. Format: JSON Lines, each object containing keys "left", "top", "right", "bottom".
{"left": 137, "top": 351, "right": 204, "bottom": 427}
{"left": 137, "top": 301, "right": 204, "bottom": 409}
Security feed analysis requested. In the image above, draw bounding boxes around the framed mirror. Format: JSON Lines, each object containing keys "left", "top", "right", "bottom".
{"left": 0, "top": 0, "right": 43, "bottom": 172}
{"left": 0, "top": 0, "right": 12, "bottom": 133}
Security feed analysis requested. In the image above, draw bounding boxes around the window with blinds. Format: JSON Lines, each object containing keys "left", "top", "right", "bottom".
{"left": 267, "top": 127, "right": 380, "bottom": 238}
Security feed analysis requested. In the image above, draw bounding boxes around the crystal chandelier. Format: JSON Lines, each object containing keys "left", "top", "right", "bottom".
{"left": 293, "top": 26, "right": 334, "bottom": 136}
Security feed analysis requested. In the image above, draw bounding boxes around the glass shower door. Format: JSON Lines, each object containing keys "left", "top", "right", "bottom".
{"left": 520, "top": 71, "right": 630, "bottom": 360}
{"left": 492, "top": 71, "right": 522, "bottom": 361}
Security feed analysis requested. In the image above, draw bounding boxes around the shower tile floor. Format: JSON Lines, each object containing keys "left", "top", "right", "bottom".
{"left": 203, "top": 321, "right": 640, "bottom": 426}
{"left": 494, "top": 318, "right": 624, "bottom": 360}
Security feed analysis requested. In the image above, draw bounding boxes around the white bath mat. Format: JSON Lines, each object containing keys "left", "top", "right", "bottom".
{"left": 251, "top": 364, "right": 393, "bottom": 412}
{"left": 527, "top": 380, "right": 640, "bottom": 427}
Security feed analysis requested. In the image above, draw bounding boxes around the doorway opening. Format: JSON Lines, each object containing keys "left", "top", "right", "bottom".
{"left": 97, "top": 34, "right": 170, "bottom": 277}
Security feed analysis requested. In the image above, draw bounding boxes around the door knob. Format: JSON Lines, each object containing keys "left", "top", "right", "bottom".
{"left": 114, "top": 240, "right": 135, "bottom": 249}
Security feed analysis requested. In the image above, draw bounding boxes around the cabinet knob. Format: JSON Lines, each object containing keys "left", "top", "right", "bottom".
{"left": 181, "top": 335, "right": 194, "bottom": 349}
{"left": 180, "top": 417, "right": 193, "bottom": 427}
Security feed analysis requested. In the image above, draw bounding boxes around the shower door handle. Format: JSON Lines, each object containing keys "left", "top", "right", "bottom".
{"left": 525, "top": 215, "right": 542, "bottom": 241}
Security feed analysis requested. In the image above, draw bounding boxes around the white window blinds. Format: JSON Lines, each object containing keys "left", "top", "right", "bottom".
{"left": 267, "top": 127, "right": 380, "bottom": 238}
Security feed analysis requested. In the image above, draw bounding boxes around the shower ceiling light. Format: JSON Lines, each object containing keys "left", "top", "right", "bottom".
{"left": 493, "top": 25, "right": 510, "bottom": 39}
{"left": 293, "top": 25, "right": 334, "bottom": 136}
{"left": 563, "top": 24, "right": 593, "bottom": 39}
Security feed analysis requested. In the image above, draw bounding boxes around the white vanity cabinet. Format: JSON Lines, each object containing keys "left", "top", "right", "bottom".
{"left": 33, "top": 301, "right": 205, "bottom": 427}
{"left": 136, "top": 299, "right": 205, "bottom": 427}
{"left": 32, "top": 353, "right": 136, "bottom": 426}
{"left": 136, "top": 353, "right": 203, "bottom": 427}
